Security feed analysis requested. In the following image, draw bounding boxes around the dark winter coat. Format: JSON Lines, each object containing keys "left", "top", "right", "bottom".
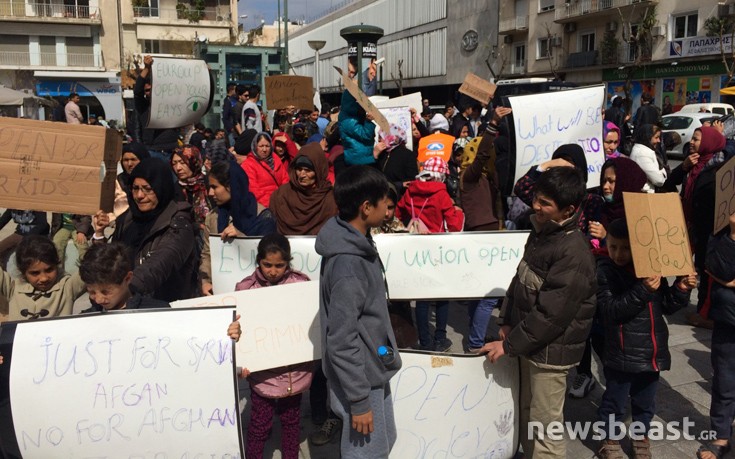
{"left": 706, "top": 231, "right": 735, "bottom": 328}
{"left": 498, "top": 213, "right": 597, "bottom": 369}
{"left": 376, "top": 144, "right": 419, "bottom": 198}
{"left": 112, "top": 201, "right": 198, "bottom": 302}
{"left": 597, "top": 255, "right": 690, "bottom": 373}
{"left": 133, "top": 75, "right": 179, "bottom": 151}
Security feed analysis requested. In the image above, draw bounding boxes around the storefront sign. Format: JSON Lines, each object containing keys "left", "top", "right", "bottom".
{"left": 602, "top": 60, "right": 727, "bottom": 81}
{"left": 669, "top": 35, "right": 733, "bottom": 58}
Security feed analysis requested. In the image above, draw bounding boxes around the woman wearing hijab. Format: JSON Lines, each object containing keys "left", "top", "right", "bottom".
{"left": 242, "top": 132, "right": 289, "bottom": 208}
{"left": 376, "top": 125, "right": 419, "bottom": 198}
{"left": 594, "top": 156, "right": 648, "bottom": 234}
{"left": 630, "top": 123, "right": 666, "bottom": 191}
{"left": 170, "top": 145, "right": 211, "bottom": 229}
{"left": 93, "top": 158, "right": 198, "bottom": 302}
{"left": 603, "top": 121, "right": 622, "bottom": 160}
{"left": 513, "top": 144, "right": 603, "bottom": 236}
{"left": 200, "top": 160, "right": 276, "bottom": 295}
{"left": 269, "top": 144, "right": 338, "bottom": 236}
{"left": 114, "top": 142, "right": 151, "bottom": 218}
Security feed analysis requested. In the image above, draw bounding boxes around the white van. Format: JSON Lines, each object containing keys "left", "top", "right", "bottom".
{"left": 678, "top": 103, "right": 734, "bottom": 115}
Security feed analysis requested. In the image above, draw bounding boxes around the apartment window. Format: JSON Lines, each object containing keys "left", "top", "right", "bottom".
{"left": 674, "top": 13, "right": 698, "bottom": 38}
{"left": 142, "top": 40, "right": 161, "bottom": 54}
{"left": 514, "top": 44, "right": 526, "bottom": 67}
{"left": 579, "top": 31, "right": 595, "bottom": 52}
{"left": 537, "top": 38, "right": 550, "bottom": 59}
{"left": 539, "top": 0, "right": 554, "bottom": 12}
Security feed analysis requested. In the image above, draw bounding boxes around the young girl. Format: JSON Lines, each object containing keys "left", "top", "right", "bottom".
{"left": 2, "top": 235, "right": 85, "bottom": 321}
{"left": 236, "top": 234, "right": 312, "bottom": 459}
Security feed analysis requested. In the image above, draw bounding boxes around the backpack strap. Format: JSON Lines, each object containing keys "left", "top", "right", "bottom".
{"left": 410, "top": 197, "right": 429, "bottom": 220}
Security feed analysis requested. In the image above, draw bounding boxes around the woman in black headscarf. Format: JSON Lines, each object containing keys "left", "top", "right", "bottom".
{"left": 93, "top": 158, "right": 199, "bottom": 301}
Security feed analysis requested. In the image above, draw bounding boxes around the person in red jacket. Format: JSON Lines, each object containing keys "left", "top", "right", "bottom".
{"left": 395, "top": 157, "right": 464, "bottom": 351}
{"left": 241, "top": 132, "right": 289, "bottom": 208}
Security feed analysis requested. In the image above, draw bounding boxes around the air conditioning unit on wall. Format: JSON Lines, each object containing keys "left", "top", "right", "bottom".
{"left": 607, "top": 21, "right": 618, "bottom": 32}
{"left": 651, "top": 25, "right": 666, "bottom": 37}
{"left": 504, "top": 35, "right": 513, "bottom": 44}
{"left": 551, "top": 36, "right": 563, "bottom": 47}
{"left": 564, "top": 22, "right": 577, "bottom": 33}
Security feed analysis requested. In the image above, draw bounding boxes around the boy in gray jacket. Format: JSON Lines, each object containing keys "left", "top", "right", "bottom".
{"left": 315, "top": 165, "right": 402, "bottom": 458}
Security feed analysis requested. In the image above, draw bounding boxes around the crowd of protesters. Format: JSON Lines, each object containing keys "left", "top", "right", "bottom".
{"left": 0, "top": 54, "right": 734, "bottom": 459}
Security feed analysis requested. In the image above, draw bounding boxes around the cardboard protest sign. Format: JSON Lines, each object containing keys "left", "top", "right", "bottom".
{"left": 0, "top": 308, "right": 242, "bottom": 457}
{"left": 0, "top": 118, "right": 120, "bottom": 214}
{"left": 172, "top": 281, "right": 320, "bottom": 372}
{"left": 508, "top": 85, "right": 605, "bottom": 189}
{"left": 334, "top": 65, "right": 391, "bottom": 133}
{"left": 209, "top": 232, "right": 529, "bottom": 299}
{"left": 265, "top": 75, "right": 314, "bottom": 110}
{"left": 391, "top": 352, "right": 518, "bottom": 458}
{"left": 148, "top": 58, "right": 213, "bottom": 129}
{"left": 458, "top": 73, "right": 496, "bottom": 105}
{"left": 623, "top": 192, "right": 694, "bottom": 278}
{"left": 714, "top": 154, "right": 735, "bottom": 234}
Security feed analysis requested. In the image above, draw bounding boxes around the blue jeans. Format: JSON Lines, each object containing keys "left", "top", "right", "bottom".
{"left": 598, "top": 367, "right": 659, "bottom": 437}
{"left": 415, "top": 301, "right": 449, "bottom": 348}
{"left": 467, "top": 298, "right": 497, "bottom": 349}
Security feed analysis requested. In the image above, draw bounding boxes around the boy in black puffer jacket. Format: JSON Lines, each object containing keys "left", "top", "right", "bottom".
{"left": 596, "top": 219, "right": 695, "bottom": 459}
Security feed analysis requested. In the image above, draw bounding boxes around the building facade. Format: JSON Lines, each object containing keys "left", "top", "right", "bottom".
{"left": 287, "top": 0, "right": 500, "bottom": 103}
{"left": 498, "top": 0, "right": 735, "bottom": 111}
{"left": 0, "top": 0, "right": 123, "bottom": 122}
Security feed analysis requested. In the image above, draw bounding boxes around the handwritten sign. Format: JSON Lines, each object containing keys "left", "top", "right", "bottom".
{"left": 458, "top": 73, "right": 496, "bottom": 105}
{"left": 1, "top": 308, "right": 242, "bottom": 457}
{"left": 623, "top": 192, "right": 694, "bottom": 278}
{"left": 508, "top": 85, "right": 605, "bottom": 189}
{"left": 172, "top": 281, "right": 320, "bottom": 373}
{"left": 714, "top": 155, "right": 735, "bottom": 234}
{"left": 264, "top": 75, "right": 314, "bottom": 110}
{"left": 0, "top": 118, "right": 120, "bottom": 214}
{"left": 376, "top": 106, "right": 413, "bottom": 151}
{"left": 148, "top": 58, "right": 213, "bottom": 129}
{"left": 390, "top": 352, "right": 518, "bottom": 459}
{"left": 209, "top": 232, "right": 529, "bottom": 299}
{"left": 335, "top": 65, "right": 391, "bottom": 133}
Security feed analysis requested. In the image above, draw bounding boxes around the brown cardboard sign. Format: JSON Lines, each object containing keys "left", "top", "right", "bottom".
{"left": 623, "top": 192, "right": 694, "bottom": 278}
{"left": 264, "top": 75, "right": 314, "bottom": 110}
{"left": 334, "top": 66, "right": 391, "bottom": 134}
{"left": 0, "top": 118, "right": 121, "bottom": 214}
{"left": 714, "top": 154, "right": 735, "bottom": 234}
{"left": 458, "top": 73, "right": 496, "bottom": 105}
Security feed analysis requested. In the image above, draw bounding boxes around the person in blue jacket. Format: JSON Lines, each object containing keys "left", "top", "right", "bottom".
{"left": 338, "top": 89, "right": 377, "bottom": 168}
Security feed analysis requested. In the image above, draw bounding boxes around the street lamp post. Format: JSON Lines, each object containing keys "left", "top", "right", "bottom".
{"left": 307, "top": 40, "right": 326, "bottom": 94}
{"left": 339, "top": 25, "right": 384, "bottom": 93}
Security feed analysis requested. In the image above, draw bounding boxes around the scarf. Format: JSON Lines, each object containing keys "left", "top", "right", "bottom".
{"left": 251, "top": 132, "right": 275, "bottom": 169}
{"left": 269, "top": 143, "right": 338, "bottom": 235}
{"left": 684, "top": 126, "right": 726, "bottom": 219}
{"left": 173, "top": 145, "right": 209, "bottom": 225}
{"left": 215, "top": 160, "right": 269, "bottom": 236}
{"left": 118, "top": 142, "right": 151, "bottom": 194}
{"left": 599, "top": 156, "right": 648, "bottom": 226}
{"left": 122, "top": 157, "right": 175, "bottom": 250}
{"left": 603, "top": 121, "right": 622, "bottom": 159}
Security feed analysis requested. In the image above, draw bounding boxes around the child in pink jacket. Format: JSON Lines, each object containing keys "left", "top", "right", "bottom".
{"left": 236, "top": 233, "right": 313, "bottom": 459}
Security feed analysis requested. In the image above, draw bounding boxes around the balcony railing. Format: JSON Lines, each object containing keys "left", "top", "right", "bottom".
{"left": 508, "top": 61, "right": 526, "bottom": 74}
{"left": 0, "top": 1, "right": 100, "bottom": 19}
{"left": 499, "top": 15, "right": 528, "bottom": 33}
{"left": 133, "top": 5, "right": 231, "bottom": 22}
{"left": 0, "top": 51, "right": 102, "bottom": 67}
{"left": 566, "top": 50, "right": 599, "bottom": 68}
{"left": 555, "top": 0, "right": 656, "bottom": 21}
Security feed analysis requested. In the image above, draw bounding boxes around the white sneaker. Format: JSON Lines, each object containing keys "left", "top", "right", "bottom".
{"left": 568, "top": 373, "right": 595, "bottom": 398}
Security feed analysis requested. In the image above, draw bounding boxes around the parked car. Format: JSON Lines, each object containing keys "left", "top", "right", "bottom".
{"left": 678, "top": 103, "right": 734, "bottom": 116}
{"left": 661, "top": 112, "right": 715, "bottom": 159}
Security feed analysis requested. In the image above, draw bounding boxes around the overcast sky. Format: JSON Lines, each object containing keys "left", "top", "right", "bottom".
{"left": 238, "top": 0, "right": 343, "bottom": 30}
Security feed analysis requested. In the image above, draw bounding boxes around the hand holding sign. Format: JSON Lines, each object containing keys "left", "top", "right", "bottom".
{"left": 334, "top": 66, "right": 391, "bottom": 133}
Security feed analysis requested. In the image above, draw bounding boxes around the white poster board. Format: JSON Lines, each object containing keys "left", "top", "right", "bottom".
{"left": 3, "top": 308, "right": 241, "bottom": 458}
{"left": 508, "top": 85, "right": 605, "bottom": 189}
{"left": 210, "top": 232, "right": 529, "bottom": 299}
{"left": 390, "top": 352, "right": 519, "bottom": 459}
{"left": 172, "top": 281, "right": 320, "bottom": 373}
{"left": 148, "top": 58, "right": 213, "bottom": 129}
{"left": 374, "top": 92, "right": 423, "bottom": 114}
{"left": 375, "top": 106, "right": 414, "bottom": 151}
